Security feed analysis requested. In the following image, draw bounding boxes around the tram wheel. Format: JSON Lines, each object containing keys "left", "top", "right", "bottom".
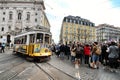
{"left": 26, "top": 56, "right": 33, "bottom": 62}
{"left": 12, "top": 51, "right": 17, "bottom": 55}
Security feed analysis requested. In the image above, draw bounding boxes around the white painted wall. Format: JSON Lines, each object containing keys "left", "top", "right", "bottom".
{"left": 0, "top": 0, "right": 45, "bottom": 43}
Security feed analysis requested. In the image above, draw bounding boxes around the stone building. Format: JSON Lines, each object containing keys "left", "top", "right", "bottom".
{"left": 60, "top": 15, "right": 96, "bottom": 44}
{"left": 96, "top": 24, "right": 120, "bottom": 43}
{"left": 0, "top": 0, "right": 51, "bottom": 45}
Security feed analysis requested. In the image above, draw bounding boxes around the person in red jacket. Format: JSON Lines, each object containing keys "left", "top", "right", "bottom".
{"left": 84, "top": 44, "right": 91, "bottom": 65}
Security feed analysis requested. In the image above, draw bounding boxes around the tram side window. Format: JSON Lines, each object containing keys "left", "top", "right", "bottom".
{"left": 14, "top": 38, "right": 20, "bottom": 44}
{"left": 22, "top": 36, "right": 27, "bottom": 44}
{"left": 36, "top": 33, "right": 43, "bottom": 43}
{"left": 19, "top": 38, "right": 22, "bottom": 44}
{"left": 14, "top": 38, "right": 17, "bottom": 44}
{"left": 45, "top": 34, "right": 49, "bottom": 44}
{"left": 24, "top": 36, "right": 27, "bottom": 44}
{"left": 30, "top": 34, "right": 35, "bottom": 43}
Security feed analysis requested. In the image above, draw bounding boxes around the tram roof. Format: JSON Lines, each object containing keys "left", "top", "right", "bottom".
{"left": 14, "top": 29, "right": 52, "bottom": 38}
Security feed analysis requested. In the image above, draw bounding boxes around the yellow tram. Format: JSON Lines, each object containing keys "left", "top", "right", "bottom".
{"left": 13, "top": 29, "right": 52, "bottom": 61}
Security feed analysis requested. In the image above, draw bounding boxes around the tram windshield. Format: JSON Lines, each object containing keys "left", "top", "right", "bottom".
{"left": 36, "top": 33, "right": 50, "bottom": 48}
{"left": 36, "top": 33, "right": 43, "bottom": 43}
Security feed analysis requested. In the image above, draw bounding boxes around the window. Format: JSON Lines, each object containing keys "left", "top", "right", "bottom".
{"left": 36, "top": 33, "right": 43, "bottom": 43}
{"left": 81, "top": 21, "right": 83, "bottom": 25}
{"left": 0, "top": 7, "right": 3, "bottom": 9}
{"left": 70, "top": 19, "right": 72, "bottom": 23}
{"left": 35, "top": 18, "right": 37, "bottom": 22}
{"left": 26, "top": 12, "right": 30, "bottom": 21}
{"left": 24, "top": 7, "right": 26, "bottom": 9}
{"left": 1, "top": 36, "right": 2, "bottom": 38}
{"left": 82, "top": 22, "right": 85, "bottom": 25}
{"left": 66, "top": 18, "right": 68, "bottom": 22}
{"left": 9, "top": 11, "right": 13, "bottom": 20}
{"left": 18, "top": 12, "right": 22, "bottom": 20}
{"left": 74, "top": 20, "right": 76, "bottom": 23}
{"left": 6, "top": 7, "right": 9, "bottom": 9}
{"left": 8, "top": 26, "right": 11, "bottom": 30}
{"left": 1, "top": 27, "right": 4, "bottom": 31}
{"left": 30, "top": 34, "right": 35, "bottom": 43}
{"left": 2, "top": 18, "right": 5, "bottom": 22}
{"left": 3, "top": 12, "right": 5, "bottom": 15}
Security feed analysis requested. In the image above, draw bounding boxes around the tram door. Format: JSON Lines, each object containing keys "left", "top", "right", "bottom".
{"left": 29, "top": 34, "right": 35, "bottom": 54}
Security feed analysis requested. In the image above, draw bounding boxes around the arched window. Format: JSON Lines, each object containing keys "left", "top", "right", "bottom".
{"left": 26, "top": 12, "right": 30, "bottom": 21}
{"left": 1, "top": 27, "right": 4, "bottom": 31}
{"left": 9, "top": 11, "right": 13, "bottom": 20}
{"left": 18, "top": 12, "right": 22, "bottom": 20}
{"left": 8, "top": 26, "right": 11, "bottom": 30}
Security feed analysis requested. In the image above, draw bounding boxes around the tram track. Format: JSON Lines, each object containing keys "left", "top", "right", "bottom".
{"left": 0, "top": 53, "right": 33, "bottom": 80}
{"left": 0, "top": 60, "right": 33, "bottom": 80}
{"left": 46, "top": 62, "right": 77, "bottom": 79}
{"left": 35, "top": 63, "right": 54, "bottom": 80}
{"left": 0, "top": 62, "right": 25, "bottom": 80}
{"left": 0, "top": 56, "right": 18, "bottom": 63}
{"left": 35, "top": 62, "right": 77, "bottom": 80}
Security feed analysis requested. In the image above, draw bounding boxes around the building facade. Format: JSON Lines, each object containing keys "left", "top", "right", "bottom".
{"left": 96, "top": 24, "right": 120, "bottom": 43}
{"left": 60, "top": 15, "right": 96, "bottom": 44}
{"left": 0, "top": 0, "right": 51, "bottom": 44}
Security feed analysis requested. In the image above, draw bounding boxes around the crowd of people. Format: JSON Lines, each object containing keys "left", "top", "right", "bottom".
{"left": 50, "top": 41, "right": 120, "bottom": 71}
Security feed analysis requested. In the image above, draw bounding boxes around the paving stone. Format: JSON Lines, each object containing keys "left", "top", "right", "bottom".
{"left": 49, "top": 55, "right": 120, "bottom": 80}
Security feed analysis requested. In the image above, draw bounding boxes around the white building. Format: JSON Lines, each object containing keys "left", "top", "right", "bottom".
{"left": 96, "top": 24, "right": 120, "bottom": 43}
{"left": 0, "top": 0, "right": 51, "bottom": 44}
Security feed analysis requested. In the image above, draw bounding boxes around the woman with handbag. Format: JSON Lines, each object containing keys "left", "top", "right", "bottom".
{"left": 70, "top": 44, "right": 76, "bottom": 63}
{"left": 91, "top": 42, "right": 101, "bottom": 69}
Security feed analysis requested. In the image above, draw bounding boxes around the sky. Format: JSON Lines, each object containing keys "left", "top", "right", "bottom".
{"left": 44, "top": 0, "right": 120, "bottom": 43}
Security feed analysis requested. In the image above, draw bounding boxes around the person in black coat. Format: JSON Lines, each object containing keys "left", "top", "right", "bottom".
{"left": 65, "top": 44, "right": 71, "bottom": 60}
{"left": 101, "top": 43, "right": 108, "bottom": 65}
{"left": 59, "top": 44, "right": 65, "bottom": 59}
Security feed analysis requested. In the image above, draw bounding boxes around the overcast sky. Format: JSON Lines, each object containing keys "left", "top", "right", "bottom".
{"left": 44, "top": 0, "right": 120, "bottom": 43}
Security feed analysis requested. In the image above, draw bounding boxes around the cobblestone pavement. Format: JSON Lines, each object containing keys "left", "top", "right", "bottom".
{"left": 3, "top": 50, "right": 120, "bottom": 80}
{"left": 48, "top": 54, "right": 120, "bottom": 80}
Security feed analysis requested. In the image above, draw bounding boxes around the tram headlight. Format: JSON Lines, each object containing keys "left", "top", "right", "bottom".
{"left": 45, "top": 49, "right": 48, "bottom": 53}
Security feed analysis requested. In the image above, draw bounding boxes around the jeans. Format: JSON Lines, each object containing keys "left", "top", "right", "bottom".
{"left": 92, "top": 54, "right": 99, "bottom": 62}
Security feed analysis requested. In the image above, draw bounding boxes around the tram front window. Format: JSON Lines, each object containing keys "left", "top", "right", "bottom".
{"left": 45, "top": 34, "right": 49, "bottom": 44}
{"left": 36, "top": 33, "right": 43, "bottom": 43}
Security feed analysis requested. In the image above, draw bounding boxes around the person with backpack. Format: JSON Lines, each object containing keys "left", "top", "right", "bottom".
{"left": 91, "top": 42, "right": 101, "bottom": 69}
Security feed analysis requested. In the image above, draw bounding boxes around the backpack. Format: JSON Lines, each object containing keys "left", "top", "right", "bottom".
{"left": 95, "top": 46, "right": 101, "bottom": 55}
